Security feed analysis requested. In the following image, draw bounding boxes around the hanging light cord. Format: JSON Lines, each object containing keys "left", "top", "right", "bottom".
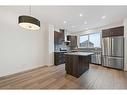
{"left": 29, "top": 5, "right": 31, "bottom": 16}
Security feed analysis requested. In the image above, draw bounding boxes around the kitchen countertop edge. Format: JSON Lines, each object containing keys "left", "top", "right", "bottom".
{"left": 64, "top": 52, "right": 94, "bottom": 56}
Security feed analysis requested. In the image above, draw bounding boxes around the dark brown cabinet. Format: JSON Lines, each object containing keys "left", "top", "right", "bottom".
{"left": 67, "top": 35, "right": 77, "bottom": 46}
{"left": 102, "top": 26, "right": 124, "bottom": 38}
{"left": 54, "top": 30, "right": 64, "bottom": 44}
{"left": 65, "top": 54, "right": 91, "bottom": 78}
{"left": 54, "top": 31, "right": 58, "bottom": 44}
{"left": 54, "top": 52, "right": 66, "bottom": 66}
{"left": 102, "top": 29, "right": 111, "bottom": 37}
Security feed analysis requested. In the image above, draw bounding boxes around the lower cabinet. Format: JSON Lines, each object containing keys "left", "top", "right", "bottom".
{"left": 54, "top": 52, "right": 66, "bottom": 66}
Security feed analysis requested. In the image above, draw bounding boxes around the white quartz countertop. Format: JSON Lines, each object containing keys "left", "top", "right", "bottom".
{"left": 54, "top": 51, "right": 67, "bottom": 53}
{"left": 71, "top": 50, "right": 102, "bottom": 53}
{"left": 64, "top": 52, "right": 94, "bottom": 56}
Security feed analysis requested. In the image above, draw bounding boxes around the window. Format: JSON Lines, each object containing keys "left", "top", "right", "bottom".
{"left": 79, "top": 32, "right": 101, "bottom": 48}
{"left": 80, "top": 35, "right": 88, "bottom": 47}
{"left": 89, "top": 33, "right": 101, "bottom": 48}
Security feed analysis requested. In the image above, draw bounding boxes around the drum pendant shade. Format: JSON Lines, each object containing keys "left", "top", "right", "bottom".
{"left": 18, "top": 15, "right": 40, "bottom": 30}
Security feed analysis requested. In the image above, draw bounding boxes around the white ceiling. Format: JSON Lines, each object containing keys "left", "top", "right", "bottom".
{"left": 0, "top": 6, "right": 127, "bottom": 32}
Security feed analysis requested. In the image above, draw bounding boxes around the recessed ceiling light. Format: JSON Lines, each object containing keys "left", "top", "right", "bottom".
{"left": 84, "top": 21, "right": 87, "bottom": 24}
{"left": 64, "top": 21, "right": 67, "bottom": 24}
{"left": 101, "top": 16, "right": 106, "bottom": 19}
{"left": 80, "top": 13, "right": 83, "bottom": 17}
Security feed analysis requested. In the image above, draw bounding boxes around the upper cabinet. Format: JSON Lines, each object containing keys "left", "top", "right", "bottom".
{"left": 102, "top": 26, "right": 124, "bottom": 38}
{"left": 54, "top": 29, "right": 64, "bottom": 44}
{"left": 67, "top": 35, "right": 77, "bottom": 46}
{"left": 54, "top": 30, "right": 77, "bottom": 47}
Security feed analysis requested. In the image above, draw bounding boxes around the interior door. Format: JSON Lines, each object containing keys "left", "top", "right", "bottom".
{"left": 111, "top": 36, "right": 124, "bottom": 57}
{"left": 102, "top": 37, "right": 111, "bottom": 56}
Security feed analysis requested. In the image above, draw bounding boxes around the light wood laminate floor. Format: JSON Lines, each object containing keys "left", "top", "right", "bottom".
{"left": 0, "top": 64, "right": 127, "bottom": 89}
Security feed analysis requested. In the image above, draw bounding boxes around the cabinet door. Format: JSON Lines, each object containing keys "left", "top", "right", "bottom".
{"left": 110, "top": 26, "right": 124, "bottom": 36}
{"left": 67, "top": 35, "right": 77, "bottom": 46}
{"left": 78, "top": 56, "right": 90, "bottom": 76}
{"left": 70, "top": 36, "right": 73, "bottom": 46}
{"left": 102, "top": 29, "right": 111, "bottom": 38}
{"left": 59, "top": 31, "right": 64, "bottom": 43}
{"left": 67, "top": 35, "right": 71, "bottom": 41}
{"left": 74, "top": 36, "right": 77, "bottom": 46}
{"left": 102, "top": 26, "right": 124, "bottom": 38}
{"left": 65, "top": 55, "right": 78, "bottom": 76}
{"left": 54, "top": 31, "right": 64, "bottom": 44}
{"left": 65, "top": 55, "right": 72, "bottom": 74}
{"left": 54, "top": 52, "right": 65, "bottom": 66}
{"left": 54, "top": 31, "right": 58, "bottom": 44}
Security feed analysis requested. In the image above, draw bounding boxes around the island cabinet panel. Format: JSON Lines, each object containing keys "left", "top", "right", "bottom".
{"left": 78, "top": 56, "right": 90, "bottom": 75}
{"left": 65, "top": 54, "right": 91, "bottom": 78}
{"left": 65, "top": 55, "right": 78, "bottom": 77}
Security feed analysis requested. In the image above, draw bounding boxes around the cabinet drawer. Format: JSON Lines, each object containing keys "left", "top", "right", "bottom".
{"left": 108, "top": 57, "right": 124, "bottom": 69}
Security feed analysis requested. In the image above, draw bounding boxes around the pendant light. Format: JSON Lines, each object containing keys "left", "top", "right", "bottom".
{"left": 18, "top": 6, "right": 40, "bottom": 31}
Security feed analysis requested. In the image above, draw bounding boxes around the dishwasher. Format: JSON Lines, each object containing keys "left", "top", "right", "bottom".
{"left": 91, "top": 52, "right": 101, "bottom": 65}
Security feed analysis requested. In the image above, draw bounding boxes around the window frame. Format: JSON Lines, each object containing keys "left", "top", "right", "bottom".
{"left": 78, "top": 32, "right": 101, "bottom": 48}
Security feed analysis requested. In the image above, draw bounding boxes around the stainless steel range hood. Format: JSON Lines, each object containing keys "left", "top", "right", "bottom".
{"left": 64, "top": 29, "right": 70, "bottom": 43}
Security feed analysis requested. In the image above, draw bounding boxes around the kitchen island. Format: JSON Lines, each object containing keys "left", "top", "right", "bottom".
{"left": 65, "top": 52, "right": 93, "bottom": 78}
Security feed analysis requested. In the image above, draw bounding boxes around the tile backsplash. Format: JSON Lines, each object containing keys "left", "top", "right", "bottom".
{"left": 54, "top": 42, "right": 70, "bottom": 51}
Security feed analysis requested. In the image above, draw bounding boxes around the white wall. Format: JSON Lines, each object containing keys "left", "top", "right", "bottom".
{"left": 0, "top": 8, "right": 54, "bottom": 77}
{"left": 123, "top": 19, "right": 127, "bottom": 71}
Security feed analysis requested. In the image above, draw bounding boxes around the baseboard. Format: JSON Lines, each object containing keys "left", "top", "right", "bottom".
{"left": 0, "top": 65, "right": 47, "bottom": 80}
{"left": 46, "top": 64, "right": 54, "bottom": 67}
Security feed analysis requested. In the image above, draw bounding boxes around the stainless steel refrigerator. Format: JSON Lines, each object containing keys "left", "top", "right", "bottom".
{"left": 102, "top": 36, "right": 124, "bottom": 69}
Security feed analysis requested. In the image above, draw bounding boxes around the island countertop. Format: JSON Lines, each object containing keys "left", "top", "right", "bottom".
{"left": 64, "top": 52, "right": 94, "bottom": 56}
